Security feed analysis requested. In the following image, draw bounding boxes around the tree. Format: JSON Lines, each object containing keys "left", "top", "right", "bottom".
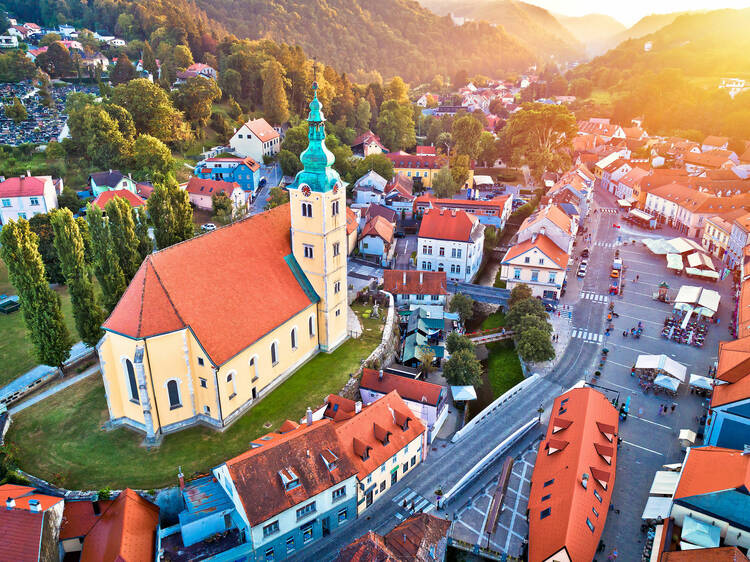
{"left": 569, "top": 77, "right": 593, "bottom": 99}
{"left": 281, "top": 123, "right": 309, "bottom": 157}
{"left": 4, "top": 97, "right": 26, "bottom": 123}
{"left": 384, "top": 76, "right": 409, "bottom": 104}
{"left": 484, "top": 225, "right": 499, "bottom": 252}
{"left": 515, "top": 313, "right": 551, "bottom": 335}
{"left": 278, "top": 149, "right": 302, "bottom": 176}
{"left": 0, "top": 220, "right": 72, "bottom": 366}
{"left": 220, "top": 68, "right": 242, "bottom": 102}
{"left": 451, "top": 115, "right": 483, "bottom": 158}
{"left": 354, "top": 98, "right": 372, "bottom": 133}
{"left": 377, "top": 100, "right": 415, "bottom": 152}
{"left": 172, "top": 45, "right": 194, "bottom": 71}
{"left": 450, "top": 154, "right": 470, "bottom": 188}
{"left": 548, "top": 75, "right": 568, "bottom": 96}
{"left": 443, "top": 349, "right": 482, "bottom": 387}
{"left": 50, "top": 209, "right": 104, "bottom": 347}
{"left": 141, "top": 41, "right": 159, "bottom": 78}
{"left": 58, "top": 188, "right": 82, "bottom": 214}
{"left": 112, "top": 79, "right": 185, "bottom": 142}
{"left": 506, "top": 298, "right": 547, "bottom": 331}
{"left": 86, "top": 204, "right": 127, "bottom": 313}
{"left": 446, "top": 332, "right": 475, "bottom": 355}
{"left": 265, "top": 186, "right": 289, "bottom": 210}
{"left": 261, "top": 59, "right": 290, "bottom": 126}
{"left": 133, "top": 134, "right": 174, "bottom": 181}
{"left": 212, "top": 191, "right": 233, "bottom": 224}
{"left": 171, "top": 77, "right": 221, "bottom": 128}
{"left": 416, "top": 345, "right": 436, "bottom": 374}
{"left": 35, "top": 42, "right": 72, "bottom": 77}
{"left": 351, "top": 153, "right": 394, "bottom": 182}
{"left": 325, "top": 134, "right": 354, "bottom": 178}
{"left": 147, "top": 179, "right": 194, "bottom": 250}
{"left": 432, "top": 166, "right": 458, "bottom": 198}
{"left": 110, "top": 53, "right": 137, "bottom": 85}
{"left": 67, "top": 104, "right": 133, "bottom": 169}
{"left": 449, "top": 292, "right": 474, "bottom": 323}
{"left": 105, "top": 197, "right": 141, "bottom": 281}
{"left": 477, "top": 132, "right": 498, "bottom": 167}
{"left": 516, "top": 326, "right": 555, "bottom": 362}
{"left": 28, "top": 214, "right": 64, "bottom": 284}
{"left": 132, "top": 206, "right": 152, "bottom": 261}
{"left": 508, "top": 284, "right": 533, "bottom": 309}
{"left": 453, "top": 69, "right": 468, "bottom": 89}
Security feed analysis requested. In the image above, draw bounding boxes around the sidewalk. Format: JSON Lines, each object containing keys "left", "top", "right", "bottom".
{"left": 9, "top": 365, "right": 99, "bottom": 415}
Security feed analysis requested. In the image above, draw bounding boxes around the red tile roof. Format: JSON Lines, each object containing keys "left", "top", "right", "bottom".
{"left": 103, "top": 205, "right": 318, "bottom": 366}
{"left": 185, "top": 177, "right": 239, "bottom": 196}
{"left": 415, "top": 146, "right": 436, "bottom": 155}
{"left": 418, "top": 208, "right": 481, "bottom": 242}
{"left": 715, "top": 338, "right": 750, "bottom": 383}
{"left": 346, "top": 207, "right": 358, "bottom": 235}
{"left": 528, "top": 388, "right": 619, "bottom": 562}
{"left": 325, "top": 394, "right": 358, "bottom": 421}
{"left": 0, "top": 484, "right": 63, "bottom": 512}
{"left": 0, "top": 176, "right": 49, "bottom": 198}
{"left": 414, "top": 194, "right": 510, "bottom": 214}
{"left": 334, "top": 530, "right": 400, "bottom": 561}
{"left": 361, "top": 215, "right": 395, "bottom": 245}
{"left": 352, "top": 131, "right": 386, "bottom": 152}
{"left": 520, "top": 205, "right": 573, "bottom": 236}
{"left": 204, "top": 156, "right": 260, "bottom": 172}
{"left": 673, "top": 446, "right": 750, "bottom": 500}
{"left": 703, "top": 136, "right": 729, "bottom": 148}
{"left": 683, "top": 151, "right": 734, "bottom": 169}
{"left": 386, "top": 152, "right": 442, "bottom": 170}
{"left": 383, "top": 270, "right": 448, "bottom": 296}
{"left": 661, "top": 546, "right": 749, "bottom": 562}
{"left": 0, "top": 507, "right": 44, "bottom": 561}
{"left": 60, "top": 500, "right": 115, "bottom": 539}
{"left": 334, "top": 391, "right": 426, "bottom": 480}
{"left": 501, "top": 234, "right": 569, "bottom": 270}
{"left": 712, "top": 372, "right": 750, "bottom": 408}
{"left": 91, "top": 189, "right": 146, "bottom": 210}
{"left": 360, "top": 368, "right": 444, "bottom": 406}
{"left": 242, "top": 118, "right": 280, "bottom": 142}
{"left": 384, "top": 513, "right": 450, "bottom": 560}
{"left": 80, "top": 489, "right": 159, "bottom": 562}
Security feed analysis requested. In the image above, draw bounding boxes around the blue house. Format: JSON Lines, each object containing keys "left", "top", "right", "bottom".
{"left": 194, "top": 156, "right": 261, "bottom": 197}
{"left": 89, "top": 170, "right": 138, "bottom": 196}
{"left": 705, "top": 375, "right": 750, "bottom": 449}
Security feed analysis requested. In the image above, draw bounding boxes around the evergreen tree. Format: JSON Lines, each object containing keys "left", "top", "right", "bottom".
{"left": 261, "top": 59, "right": 290, "bottom": 126}
{"left": 147, "top": 179, "right": 194, "bottom": 250}
{"left": 132, "top": 206, "right": 152, "bottom": 261}
{"left": 142, "top": 41, "right": 159, "bottom": 79}
{"left": 110, "top": 53, "right": 137, "bottom": 85}
{"left": 354, "top": 98, "right": 371, "bottom": 133}
{"left": 86, "top": 204, "right": 127, "bottom": 313}
{"left": 50, "top": 209, "right": 104, "bottom": 347}
{"left": 105, "top": 197, "right": 141, "bottom": 281}
{"left": 0, "top": 220, "right": 72, "bottom": 366}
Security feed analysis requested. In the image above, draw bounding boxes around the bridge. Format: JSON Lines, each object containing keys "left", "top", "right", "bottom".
{"left": 468, "top": 329, "right": 516, "bottom": 344}
{"left": 447, "top": 281, "right": 557, "bottom": 307}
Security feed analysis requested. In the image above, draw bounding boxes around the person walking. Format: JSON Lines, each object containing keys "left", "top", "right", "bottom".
{"left": 671, "top": 403, "right": 677, "bottom": 413}
{"left": 658, "top": 404, "right": 664, "bottom": 415}
{"left": 608, "top": 549, "right": 618, "bottom": 561}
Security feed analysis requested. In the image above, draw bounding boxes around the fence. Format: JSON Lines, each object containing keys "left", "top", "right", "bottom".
{"left": 451, "top": 374, "right": 540, "bottom": 443}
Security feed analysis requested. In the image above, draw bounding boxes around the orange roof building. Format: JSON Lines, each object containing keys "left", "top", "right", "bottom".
{"left": 500, "top": 233, "right": 570, "bottom": 299}
{"left": 91, "top": 188, "right": 146, "bottom": 210}
{"left": 661, "top": 546, "right": 749, "bottom": 562}
{"left": 527, "top": 388, "right": 619, "bottom": 562}
{"left": 417, "top": 208, "right": 485, "bottom": 283}
{"left": 383, "top": 270, "right": 448, "bottom": 307}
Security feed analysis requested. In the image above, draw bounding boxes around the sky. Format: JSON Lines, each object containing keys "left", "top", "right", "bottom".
{"left": 525, "top": 0, "right": 750, "bottom": 26}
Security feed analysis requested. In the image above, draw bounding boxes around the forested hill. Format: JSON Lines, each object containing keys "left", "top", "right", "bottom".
{"left": 555, "top": 13, "right": 625, "bottom": 57}
{"left": 191, "top": 0, "right": 535, "bottom": 82}
{"left": 420, "top": 0, "right": 585, "bottom": 62}
{"left": 607, "top": 11, "right": 694, "bottom": 49}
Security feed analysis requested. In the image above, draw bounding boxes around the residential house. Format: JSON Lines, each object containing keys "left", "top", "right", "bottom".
{"left": 91, "top": 189, "right": 146, "bottom": 211}
{"left": 0, "top": 175, "right": 59, "bottom": 224}
{"left": 334, "top": 513, "right": 450, "bottom": 562}
{"left": 60, "top": 489, "right": 159, "bottom": 561}
{"left": 184, "top": 177, "right": 245, "bottom": 211}
{"left": 361, "top": 203, "right": 398, "bottom": 228}
{"left": 384, "top": 175, "right": 416, "bottom": 219}
{"left": 0, "top": 34, "right": 19, "bottom": 48}
{"left": 89, "top": 170, "right": 137, "bottom": 196}
{"left": 701, "top": 210, "right": 747, "bottom": 261}
{"left": 417, "top": 208, "right": 485, "bottom": 282}
{"left": 185, "top": 62, "right": 217, "bottom": 80}
{"left": 577, "top": 118, "right": 625, "bottom": 142}
{"left": 193, "top": 156, "right": 261, "bottom": 196}
{"left": 500, "top": 234, "right": 569, "bottom": 299}
{"left": 702, "top": 136, "right": 730, "bottom": 152}
{"left": 684, "top": 152, "right": 736, "bottom": 174}
{"left": 229, "top": 118, "right": 281, "bottom": 162}
{"left": 352, "top": 170, "right": 387, "bottom": 205}
{"left": 517, "top": 205, "right": 576, "bottom": 254}
{"left": 414, "top": 194, "right": 513, "bottom": 229}
{"left": 331, "top": 391, "right": 427, "bottom": 514}
{"left": 0, "top": 484, "right": 65, "bottom": 562}
{"left": 359, "top": 368, "right": 449, "bottom": 442}
{"left": 601, "top": 158, "right": 632, "bottom": 193}
{"left": 386, "top": 152, "right": 450, "bottom": 189}
{"left": 383, "top": 270, "right": 448, "bottom": 308}
{"left": 726, "top": 213, "right": 750, "bottom": 269}
{"left": 81, "top": 52, "right": 109, "bottom": 72}
{"left": 359, "top": 215, "right": 395, "bottom": 266}
{"left": 705, "top": 368, "right": 750, "bottom": 450}
{"left": 527, "top": 388, "right": 619, "bottom": 562}
{"left": 351, "top": 131, "right": 387, "bottom": 157}
{"left": 399, "top": 306, "right": 460, "bottom": 368}
{"left": 615, "top": 167, "right": 650, "bottom": 203}
{"left": 668, "top": 446, "right": 750, "bottom": 550}
{"left": 346, "top": 207, "right": 359, "bottom": 255}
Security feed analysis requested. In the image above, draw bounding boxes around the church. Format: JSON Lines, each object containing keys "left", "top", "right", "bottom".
{"left": 96, "top": 83, "right": 349, "bottom": 444}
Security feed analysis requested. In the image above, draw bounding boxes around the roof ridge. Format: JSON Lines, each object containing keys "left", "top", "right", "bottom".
{"left": 135, "top": 258, "right": 150, "bottom": 338}
{"left": 147, "top": 257, "right": 187, "bottom": 331}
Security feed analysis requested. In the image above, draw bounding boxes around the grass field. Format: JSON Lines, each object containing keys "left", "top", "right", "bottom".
{"left": 481, "top": 310, "right": 507, "bottom": 331}
{"left": 0, "top": 261, "right": 80, "bottom": 387}
{"left": 479, "top": 312, "right": 523, "bottom": 397}
{"left": 6, "top": 304, "right": 384, "bottom": 489}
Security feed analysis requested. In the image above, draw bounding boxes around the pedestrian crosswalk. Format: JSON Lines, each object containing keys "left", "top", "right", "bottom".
{"left": 595, "top": 242, "right": 618, "bottom": 248}
{"left": 599, "top": 208, "right": 618, "bottom": 214}
{"left": 580, "top": 291, "right": 610, "bottom": 303}
{"left": 393, "top": 487, "right": 433, "bottom": 519}
{"left": 571, "top": 329, "right": 604, "bottom": 343}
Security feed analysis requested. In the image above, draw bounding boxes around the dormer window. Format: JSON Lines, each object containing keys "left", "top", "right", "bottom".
{"left": 321, "top": 448, "right": 339, "bottom": 472}
{"left": 278, "top": 467, "right": 300, "bottom": 490}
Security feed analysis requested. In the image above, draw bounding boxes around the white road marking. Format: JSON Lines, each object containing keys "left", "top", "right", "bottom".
{"left": 631, "top": 416, "right": 672, "bottom": 430}
{"left": 621, "top": 440, "right": 665, "bottom": 456}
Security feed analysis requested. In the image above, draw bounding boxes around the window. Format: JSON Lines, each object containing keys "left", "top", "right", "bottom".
{"left": 29, "top": 197, "right": 39, "bottom": 206}
{"left": 332, "top": 200, "right": 340, "bottom": 216}
{"left": 586, "top": 518, "right": 595, "bottom": 532}
{"left": 380, "top": 481, "right": 386, "bottom": 492}
{"left": 455, "top": 265, "right": 461, "bottom": 274}
{"left": 302, "top": 524, "right": 313, "bottom": 543}
{"left": 308, "top": 316, "right": 315, "bottom": 337}
{"left": 18, "top": 212, "right": 26, "bottom": 219}
{"left": 204, "top": 405, "right": 211, "bottom": 415}
{"left": 332, "top": 486, "right": 346, "bottom": 501}
{"left": 333, "top": 242, "right": 340, "bottom": 256}
{"left": 593, "top": 490, "right": 602, "bottom": 503}
{"left": 167, "top": 380, "right": 181, "bottom": 409}
{"left": 303, "top": 244, "right": 314, "bottom": 259}
{"left": 1, "top": 199, "right": 10, "bottom": 207}
{"left": 592, "top": 506, "right": 599, "bottom": 518}
{"left": 411, "top": 455, "right": 417, "bottom": 466}
{"left": 227, "top": 372, "right": 236, "bottom": 399}
{"left": 335, "top": 308, "right": 341, "bottom": 317}
{"left": 199, "top": 377, "right": 207, "bottom": 388}
{"left": 543, "top": 479, "right": 554, "bottom": 487}
{"left": 249, "top": 356, "right": 259, "bottom": 382}
{"left": 450, "top": 264, "right": 456, "bottom": 274}
{"left": 540, "top": 507, "right": 551, "bottom": 519}
{"left": 513, "top": 268, "right": 521, "bottom": 280}
{"left": 264, "top": 547, "right": 274, "bottom": 561}
{"left": 542, "top": 494, "right": 550, "bottom": 501}
{"left": 291, "top": 327, "right": 298, "bottom": 350}
{"left": 392, "top": 455, "right": 397, "bottom": 464}
{"left": 263, "top": 521, "right": 279, "bottom": 537}
{"left": 338, "top": 508, "right": 348, "bottom": 523}
{"left": 403, "top": 462, "right": 409, "bottom": 474}
{"left": 439, "top": 247, "right": 445, "bottom": 256}
{"left": 531, "top": 270, "right": 539, "bottom": 282}
{"left": 524, "top": 256, "right": 530, "bottom": 264}
{"left": 549, "top": 272, "right": 557, "bottom": 284}
{"left": 197, "top": 357, "right": 204, "bottom": 366}
{"left": 301, "top": 202, "right": 312, "bottom": 217}
{"left": 286, "top": 537, "right": 295, "bottom": 553}
{"left": 124, "top": 359, "right": 138, "bottom": 403}
{"left": 296, "top": 502, "right": 316, "bottom": 520}
{"left": 270, "top": 342, "right": 279, "bottom": 365}
{"left": 363, "top": 242, "right": 369, "bottom": 249}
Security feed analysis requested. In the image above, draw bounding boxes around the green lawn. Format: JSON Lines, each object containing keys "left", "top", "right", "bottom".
{"left": 0, "top": 261, "right": 80, "bottom": 387}
{"left": 6, "top": 305, "right": 384, "bottom": 489}
{"left": 481, "top": 310, "right": 507, "bottom": 331}
{"left": 587, "top": 89, "right": 613, "bottom": 105}
{"left": 484, "top": 341, "right": 524, "bottom": 398}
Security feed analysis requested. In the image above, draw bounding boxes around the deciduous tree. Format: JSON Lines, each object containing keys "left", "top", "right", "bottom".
{"left": 147, "top": 178, "right": 194, "bottom": 249}
{"left": 351, "top": 154, "right": 394, "bottom": 182}
{"left": 443, "top": 349, "right": 482, "bottom": 387}
{"left": 110, "top": 53, "right": 137, "bottom": 85}
{"left": 265, "top": 186, "right": 289, "bottom": 210}
{"left": 449, "top": 292, "right": 474, "bottom": 323}
{"left": 171, "top": 76, "right": 221, "bottom": 128}
{"left": 28, "top": 214, "right": 64, "bottom": 284}
{"left": 516, "top": 326, "right": 555, "bottom": 362}
{"left": 452, "top": 114, "right": 483, "bottom": 158}
{"left": 132, "top": 206, "right": 152, "bottom": 261}
{"left": 376, "top": 100, "right": 415, "bottom": 151}
{"left": 508, "top": 284, "right": 533, "bottom": 309}
{"left": 446, "top": 332, "right": 475, "bottom": 355}
{"left": 4, "top": 96, "right": 26, "bottom": 123}
{"left": 112, "top": 78, "right": 185, "bottom": 142}
{"left": 133, "top": 134, "right": 174, "bottom": 182}
{"left": 261, "top": 59, "right": 290, "bottom": 126}
{"left": 432, "top": 166, "right": 458, "bottom": 198}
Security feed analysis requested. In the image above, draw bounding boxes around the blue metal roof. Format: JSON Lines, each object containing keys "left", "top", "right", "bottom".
{"left": 284, "top": 254, "right": 320, "bottom": 304}
{"left": 0, "top": 364, "right": 56, "bottom": 402}
{"left": 180, "top": 476, "right": 234, "bottom": 525}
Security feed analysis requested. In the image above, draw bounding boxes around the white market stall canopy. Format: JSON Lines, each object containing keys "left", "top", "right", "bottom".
{"left": 630, "top": 208, "right": 652, "bottom": 221}
{"left": 687, "top": 252, "right": 716, "bottom": 271}
{"left": 473, "top": 175, "right": 494, "bottom": 187}
{"left": 641, "top": 496, "right": 672, "bottom": 520}
{"left": 451, "top": 386, "right": 477, "bottom": 401}
{"left": 689, "top": 374, "right": 716, "bottom": 390}
{"left": 668, "top": 237, "right": 704, "bottom": 255}
{"left": 654, "top": 374, "right": 680, "bottom": 391}
{"left": 666, "top": 253, "right": 684, "bottom": 271}
{"left": 649, "top": 471, "right": 680, "bottom": 496}
{"left": 618, "top": 199, "right": 632, "bottom": 207}
{"left": 644, "top": 238, "right": 674, "bottom": 255}
{"left": 644, "top": 237, "right": 703, "bottom": 256}
{"left": 674, "top": 286, "right": 721, "bottom": 317}
{"left": 635, "top": 354, "right": 688, "bottom": 382}
{"left": 685, "top": 268, "right": 720, "bottom": 280}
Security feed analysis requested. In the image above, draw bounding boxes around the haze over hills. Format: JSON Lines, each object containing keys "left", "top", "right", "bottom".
{"left": 419, "top": 0, "right": 585, "bottom": 62}
{"left": 607, "top": 11, "right": 697, "bottom": 50}
{"left": 555, "top": 14, "right": 626, "bottom": 57}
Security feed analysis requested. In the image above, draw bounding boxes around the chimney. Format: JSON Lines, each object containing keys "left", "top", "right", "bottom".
{"left": 403, "top": 271, "right": 407, "bottom": 284}
{"left": 92, "top": 500, "right": 101, "bottom": 515}
{"left": 6, "top": 497, "right": 15, "bottom": 510}
{"left": 419, "top": 272, "right": 424, "bottom": 284}
{"left": 540, "top": 226, "right": 546, "bottom": 237}
{"left": 379, "top": 370, "right": 384, "bottom": 380}
{"left": 306, "top": 407, "right": 313, "bottom": 426}
{"left": 355, "top": 401, "right": 362, "bottom": 414}
{"left": 26, "top": 169, "right": 30, "bottom": 177}
{"left": 178, "top": 466, "right": 185, "bottom": 490}
{"left": 29, "top": 499, "right": 40, "bottom": 512}
{"left": 109, "top": 169, "right": 112, "bottom": 174}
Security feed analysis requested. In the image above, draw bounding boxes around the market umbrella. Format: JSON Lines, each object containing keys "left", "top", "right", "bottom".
{"left": 653, "top": 374, "right": 680, "bottom": 392}
{"left": 689, "top": 374, "right": 714, "bottom": 391}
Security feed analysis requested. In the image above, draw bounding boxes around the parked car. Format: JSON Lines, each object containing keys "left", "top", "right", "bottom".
{"left": 201, "top": 223, "right": 217, "bottom": 232}
{"left": 611, "top": 269, "right": 620, "bottom": 278}
{"left": 577, "top": 266, "right": 587, "bottom": 278}
{"left": 581, "top": 248, "right": 590, "bottom": 258}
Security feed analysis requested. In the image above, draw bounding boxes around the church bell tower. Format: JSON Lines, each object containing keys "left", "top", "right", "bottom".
{"left": 287, "top": 82, "right": 348, "bottom": 351}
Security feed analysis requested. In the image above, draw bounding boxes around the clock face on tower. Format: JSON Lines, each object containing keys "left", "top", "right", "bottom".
{"left": 301, "top": 185, "right": 311, "bottom": 197}
{"left": 333, "top": 183, "right": 340, "bottom": 194}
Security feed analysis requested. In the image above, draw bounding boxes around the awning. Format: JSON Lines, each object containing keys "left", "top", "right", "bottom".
{"left": 649, "top": 471, "right": 680, "bottom": 496}
{"left": 629, "top": 208, "right": 653, "bottom": 221}
{"left": 644, "top": 238, "right": 674, "bottom": 255}
{"left": 654, "top": 374, "right": 680, "bottom": 391}
{"left": 689, "top": 374, "right": 715, "bottom": 390}
{"left": 666, "top": 253, "right": 684, "bottom": 271}
{"left": 473, "top": 175, "right": 494, "bottom": 187}
{"left": 684, "top": 268, "right": 720, "bottom": 280}
{"left": 679, "top": 429, "right": 697, "bottom": 444}
{"left": 635, "top": 354, "right": 687, "bottom": 381}
{"left": 641, "top": 496, "right": 672, "bottom": 520}
{"left": 687, "top": 252, "right": 715, "bottom": 271}
{"left": 669, "top": 237, "right": 703, "bottom": 255}
{"left": 674, "top": 285, "right": 721, "bottom": 316}
{"left": 618, "top": 199, "right": 632, "bottom": 207}
{"left": 451, "top": 386, "right": 477, "bottom": 401}
{"left": 682, "top": 514, "right": 721, "bottom": 548}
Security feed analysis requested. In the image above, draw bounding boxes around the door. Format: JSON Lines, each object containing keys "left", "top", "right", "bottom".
{"left": 366, "top": 490, "right": 374, "bottom": 507}
{"left": 391, "top": 471, "right": 398, "bottom": 486}
{"left": 322, "top": 517, "right": 330, "bottom": 537}
{"left": 251, "top": 387, "right": 257, "bottom": 400}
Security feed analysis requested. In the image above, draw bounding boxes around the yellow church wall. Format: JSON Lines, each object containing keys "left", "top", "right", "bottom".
{"left": 98, "top": 331, "right": 150, "bottom": 427}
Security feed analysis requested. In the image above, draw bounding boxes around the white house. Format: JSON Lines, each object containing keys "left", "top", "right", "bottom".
{"left": 358, "top": 215, "right": 394, "bottom": 266}
{"left": 383, "top": 270, "right": 448, "bottom": 308}
{"left": 500, "top": 234, "right": 569, "bottom": 299}
{"left": 352, "top": 170, "right": 387, "bottom": 205}
{"left": 384, "top": 175, "right": 415, "bottom": 219}
{"left": 229, "top": 118, "right": 281, "bottom": 162}
{"left": 517, "top": 205, "right": 576, "bottom": 254}
{"left": 184, "top": 177, "right": 245, "bottom": 211}
{"left": 601, "top": 159, "right": 632, "bottom": 193}
{"left": 0, "top": 35, "right": 19, "bottom": 48}
{"left": 417, "top": 208, "right": 484, "bottom": 282}
{"left": 0, "top": 175, "right": 59, "bottom": 225}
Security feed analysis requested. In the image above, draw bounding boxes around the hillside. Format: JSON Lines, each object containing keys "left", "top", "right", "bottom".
{"left": 608, "top": 11, "right": 694, "bottom": 50}
{"left": 419, "top": 0, "right": 585, "bottom": 62}
{"left": 556, "top": 14, "right": 625, "bottom": 57}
